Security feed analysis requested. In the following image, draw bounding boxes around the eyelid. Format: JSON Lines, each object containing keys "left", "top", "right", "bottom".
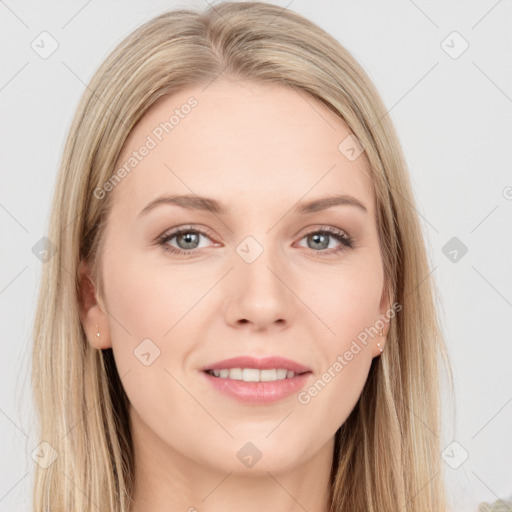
{"left": 157, "top": 224, "right": 351, "bottom": 241}
{"left": 157, "top": 224, "right": 217, "bottom": 242}
{"left": 300, "top": 224, "right": 349, "bottom": 237}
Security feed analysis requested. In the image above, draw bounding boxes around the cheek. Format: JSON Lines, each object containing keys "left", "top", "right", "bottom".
{"left": 297, "top": 343, "right": 372, "bottom": 446}
{"left": 103, "top": 247, "right": 202, "bottom": 341}
{"left": 297, "top": 259, "right": 382, "bottom": 420}
{"left": 100, "top": 250, "right": 195, "bottom": 392}
{"left": 101, "top": 251, "right": 199, "bottom": 438}
{"left": 310, "top": 257, "right": 384, "bottom": 346}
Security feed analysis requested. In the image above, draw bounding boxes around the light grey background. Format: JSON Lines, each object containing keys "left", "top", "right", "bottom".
{"left": 1, "top": 1, "right": 511, "bottom": 510}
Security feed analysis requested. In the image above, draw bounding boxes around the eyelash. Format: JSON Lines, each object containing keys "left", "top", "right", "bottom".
{"left": 156, "top": 225, "right": 354, "bottom": 258}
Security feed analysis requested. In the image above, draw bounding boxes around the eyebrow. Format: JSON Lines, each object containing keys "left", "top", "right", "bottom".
{"left": 137, "top": 193, "right": 368, "bottom": 217}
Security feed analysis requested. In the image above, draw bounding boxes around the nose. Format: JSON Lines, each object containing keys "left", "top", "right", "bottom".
{"left": 223, "top": 247, "right": 297, "bottom": 332}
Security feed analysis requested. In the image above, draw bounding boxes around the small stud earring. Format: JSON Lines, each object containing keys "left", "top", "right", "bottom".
{"left": 95, "top": 324, "right": 100, "bottom": 338}
{"left": 377, "top": 328, "right": 383, "bottom": 353}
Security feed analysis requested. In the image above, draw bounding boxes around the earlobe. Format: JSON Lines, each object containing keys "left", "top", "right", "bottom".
{"left": 377, "top": 327, "right": 384, "bottom": 354}
{"left": 372, "top": 323, "right": 386, "bottom": 358}
{"left": 77, "top": 260, "right": 112, "bottom": 350}
{"left": 92, "top": 323, "right": 109, "bottom": 350}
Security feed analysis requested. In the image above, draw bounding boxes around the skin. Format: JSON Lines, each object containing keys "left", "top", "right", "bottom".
{"left": 79, "top": 79, "right": 389, "bottom": 512}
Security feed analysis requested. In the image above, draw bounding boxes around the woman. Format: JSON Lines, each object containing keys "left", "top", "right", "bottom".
{"left": 31, "top": 2, "right": 453, "bottom": 510}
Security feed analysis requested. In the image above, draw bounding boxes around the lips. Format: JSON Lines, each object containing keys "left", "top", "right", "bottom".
{"left": 200, "top": 356, "right": 313, "bottom": 404}
{"left": 201, "top": 356, "right": 312, "bottom": 375}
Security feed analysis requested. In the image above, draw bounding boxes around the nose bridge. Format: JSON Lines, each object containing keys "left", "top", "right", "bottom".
{"left": 224, "top": 231, "right": 295, "bottom": 329}
{"left": 240, "top": 238, "right": 282, "bottom": 292}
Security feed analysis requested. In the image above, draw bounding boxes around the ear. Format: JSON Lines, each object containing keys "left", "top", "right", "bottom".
{"left": 77, "top": 259, "right": 112, "bottom": 350}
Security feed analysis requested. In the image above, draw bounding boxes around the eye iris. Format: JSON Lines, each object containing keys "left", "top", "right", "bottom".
{"left": 309, "top": 232, "right": 329, "bottom": 250}
{"left": 177, "top": 231, "right": 200, "bottom": 250}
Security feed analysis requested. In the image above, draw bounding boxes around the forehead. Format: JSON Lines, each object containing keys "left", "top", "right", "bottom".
{"left": 111, "top": 79, "right": 375, "bottom": 220}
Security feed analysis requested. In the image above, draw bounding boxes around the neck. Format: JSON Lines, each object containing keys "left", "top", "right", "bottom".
{"left": 127, "top": 407, "right": 333, "bottom": 512}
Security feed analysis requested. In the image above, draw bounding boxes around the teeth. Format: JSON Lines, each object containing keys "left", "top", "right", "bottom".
{"left": 276, "top": 369, "right": 287, "bottom": 379}
{"left": 229, "top": 368, "right": 242, "bottom": 380}
{"left": 210, "top": 368, "right": 297, "bottom": 381}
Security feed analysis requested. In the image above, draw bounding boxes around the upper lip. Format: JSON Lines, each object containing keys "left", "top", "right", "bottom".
{"left": 201, "top": 356, "right": 312, "bottom": 374}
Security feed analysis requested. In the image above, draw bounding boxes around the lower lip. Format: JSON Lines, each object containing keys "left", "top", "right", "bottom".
{"left": 201, "top": 371, "right": 312, "bottom": 404}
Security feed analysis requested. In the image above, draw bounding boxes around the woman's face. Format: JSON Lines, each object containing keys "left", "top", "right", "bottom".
{"left": 84, "top": 79, "right": 389, "bottom": 477}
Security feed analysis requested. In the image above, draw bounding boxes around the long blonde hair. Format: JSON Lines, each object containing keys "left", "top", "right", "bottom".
{"left": 31, "top": 2, "right": 453, "bottom": 510}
